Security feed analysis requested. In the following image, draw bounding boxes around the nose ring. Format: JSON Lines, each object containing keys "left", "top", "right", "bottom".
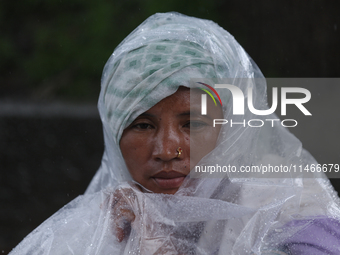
{"left": 176, "top": 147, "right": 182, "bottom": 158}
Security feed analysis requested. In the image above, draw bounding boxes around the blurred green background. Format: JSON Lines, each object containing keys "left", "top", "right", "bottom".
{"left": 1, "top": 0, "right": 339, "bottom": 102}
{"left": 1, "top": 0, "right": 339, "bottom": 254}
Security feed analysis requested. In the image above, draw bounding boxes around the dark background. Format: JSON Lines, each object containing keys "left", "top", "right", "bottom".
{"left": 1, "top": 0, "right": 339, "bottom": 253}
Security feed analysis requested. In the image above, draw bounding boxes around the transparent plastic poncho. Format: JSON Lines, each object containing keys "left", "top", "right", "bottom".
{"left": 10, "top": 12, "right": 340, "bottom": 255}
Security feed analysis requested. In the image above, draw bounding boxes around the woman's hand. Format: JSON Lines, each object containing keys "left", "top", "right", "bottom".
{"left": 110, "top": 185, "right": 139, "bottom": 242}
{"left": 108, "top": 184, "right": 189, "bottom": 254}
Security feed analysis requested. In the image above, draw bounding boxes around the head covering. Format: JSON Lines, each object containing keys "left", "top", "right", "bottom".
{"left": 9, "top": 12, "right": 340, "bottom": 255}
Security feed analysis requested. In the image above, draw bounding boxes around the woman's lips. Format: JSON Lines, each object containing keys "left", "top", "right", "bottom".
{"left": 152, "top": 171, "right": 186, "bottom": 189}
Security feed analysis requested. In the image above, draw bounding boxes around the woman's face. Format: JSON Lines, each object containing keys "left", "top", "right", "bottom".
{"left": 120, "top": 86, "right": 223, "bottom": 194}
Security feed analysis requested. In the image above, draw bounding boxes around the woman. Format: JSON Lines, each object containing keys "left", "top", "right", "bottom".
{"left": 10, "top": 12, "right": 340, "bottom": 254}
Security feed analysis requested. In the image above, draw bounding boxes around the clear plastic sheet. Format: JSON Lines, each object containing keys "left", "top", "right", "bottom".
{"left": 10, "top": 12, "right": 340, "bottom": 255}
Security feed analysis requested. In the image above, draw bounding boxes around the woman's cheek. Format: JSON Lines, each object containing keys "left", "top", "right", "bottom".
{"left": 189, "top": 125, "right": 221, "bottom": 168}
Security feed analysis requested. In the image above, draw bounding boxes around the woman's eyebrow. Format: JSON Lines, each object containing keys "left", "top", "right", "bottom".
{"left": 178, "top": 111, "right": 191, "bottom": 116}
{"left": 178, "top": 111, "right": 205, "bottom": 117}
{"left": 179, "top": 111, "right": 216, "bottom": 122}
{"left": 139, "top": 112, "right": 156, "bottom": 118}
{"left": 178, "top": 111, "right": 208, "bottom": 117}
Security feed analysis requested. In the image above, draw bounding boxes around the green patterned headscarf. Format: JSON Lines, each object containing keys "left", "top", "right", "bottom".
{"left": 102, "top": 40, "right": 217, "bottom": 143}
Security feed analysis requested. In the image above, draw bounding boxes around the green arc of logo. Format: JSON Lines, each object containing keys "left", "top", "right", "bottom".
{"left": 199, "top": 88, "right": 217, "bottom": 106}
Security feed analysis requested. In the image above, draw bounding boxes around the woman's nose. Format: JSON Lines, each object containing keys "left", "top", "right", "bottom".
{"left": 152, "top": 125, "right": 182, "bottom": 161}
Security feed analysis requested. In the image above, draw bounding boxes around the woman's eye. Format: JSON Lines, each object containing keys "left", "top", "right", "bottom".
{"left": 185, "top": 121, "right": 207, "bottom": 129}
{"left": 134, "top": 123, "right": 153, "bottom": 130}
